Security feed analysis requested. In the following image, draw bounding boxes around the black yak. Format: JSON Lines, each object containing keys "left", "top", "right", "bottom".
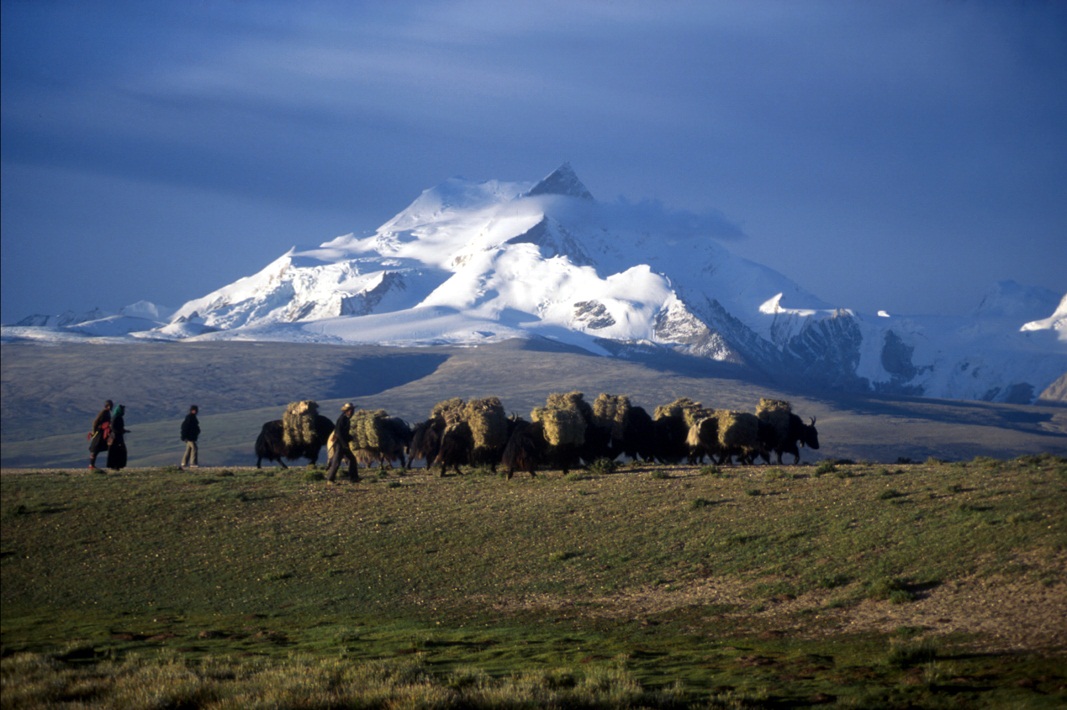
{"left": 501, "top": 418, "right": 545, "bottom": 479}
{"left": 686, "top": 416, "right": 721, "bottom": 465}
{"left": 406, "top": 418, "right": 443, "bottom": 470}
{"left": 254, "top": 414, "right": 333, "bottom": 468}
{"left": 765, "top": 414, "right": 820, "bottom": 465}
{"left": 716, "top": 411, "right": 770, "bottom": 465}
{"left": 350, "top": 412, "right": 412, "bottom": 469}
{"left": 619, "top": 406, "right": 656, "bottom": 462}
{"left": 433, "top": 421, "right": 473, "bottom": 476}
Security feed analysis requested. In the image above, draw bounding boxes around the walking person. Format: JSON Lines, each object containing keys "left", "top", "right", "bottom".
{"left": 106, "top": 404, "right": 129, "bottom": 471}
{"left": 179, "top": 405, "right": 200, "bottom": 470}
{"left": 325, "top": 403, "right": 359, "bottom": 482}
{"left": 88, "top": 399, "right": 113, "bottom": 470}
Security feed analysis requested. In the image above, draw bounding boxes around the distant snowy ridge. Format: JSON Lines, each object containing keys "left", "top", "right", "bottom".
{"left": 4, "top": 164, "right": 1065, "bottom": 404}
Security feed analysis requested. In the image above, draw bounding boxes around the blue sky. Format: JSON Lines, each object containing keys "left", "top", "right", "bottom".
{"left": 2, "top": 0, "right": 1065, "bottom": 324}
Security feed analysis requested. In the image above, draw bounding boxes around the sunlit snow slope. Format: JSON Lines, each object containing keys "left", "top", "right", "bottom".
{"left": 5, "top": 164, "right": 1065, "bottom": 403}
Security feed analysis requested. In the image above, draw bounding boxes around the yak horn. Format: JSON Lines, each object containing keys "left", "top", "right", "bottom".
{"left": 809, "top": 416, "right": 816, "bottom": 426}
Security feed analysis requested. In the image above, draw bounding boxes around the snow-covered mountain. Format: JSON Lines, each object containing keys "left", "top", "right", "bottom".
{"left": 4, "top": 164, "right": 1065, "bottom": 404}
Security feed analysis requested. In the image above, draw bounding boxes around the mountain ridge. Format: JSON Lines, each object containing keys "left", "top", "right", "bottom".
{"left": 4, "top": 165, "right": 1064, "bottom": 404}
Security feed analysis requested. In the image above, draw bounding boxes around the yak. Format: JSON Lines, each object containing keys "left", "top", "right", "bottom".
{"left": 353, "top": 416, "right": 413, "bottom": 469}
{"left": 618, "top": 406, "right": 657, "bottom": 463}
{"left": 764, "top": 414, "right": 820, "bottom": 465}
{"left": 432, "top": 421, "right": 473, "bottom": 476}
{"left": 686, "top": 416, "right": 720, "bottom": 465}
{"left": 254, "top": 414, "right": 334, "bottom": 469}
{"left": 406, "top": 418, "right": 443, "bottom": 470}
{"left": 500, "top": 418, "right": 545, "bottom": 479}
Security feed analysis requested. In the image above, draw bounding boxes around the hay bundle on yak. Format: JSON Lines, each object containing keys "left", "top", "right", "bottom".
{"left": 531, "top": 391, "right": 592, "bottom": 473}
{"left": 593, "top": 393, "right": 630, "bottom": 440}
{"left": 755, "top": 398, "right": 818, "bottom": 465}
{"left": 256, "top": 401, "right": 332, "bottom": 469}
{"left": 432, "top": 398, "right": 467, "bottom": 427}
{"left": 756, "top": 398, "right": 791, "bottom": 434}
{"left": 464, "top": 397, "right": 508, "bottom": 469}
{"left": 283, "top": 400, "right": 321, "bottom": 450}
{"left": 349, "top": 409, "right": 409, "bottom": 469}
{"left": 652, "top": 397, "right": 708, "bottom": 463}
{"left": 716, "top": 410, "right": 766, "bottom": 465}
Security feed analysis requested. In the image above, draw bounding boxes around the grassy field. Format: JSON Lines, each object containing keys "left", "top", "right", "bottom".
{"left": 2, "top": 455, "right": 1065, "bottom": 708}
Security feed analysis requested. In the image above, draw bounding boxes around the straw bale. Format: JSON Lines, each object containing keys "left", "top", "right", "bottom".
{"left": 464, "top": 397, "right": 508, "bottom": 450}
{"left": 536, "top": 407, "right": 587, "bottom": 447}
{"left": 716, "top": 410, "right": 760, "bottom": 450}
{"left": 350, "top": 409, "right": 395, "bottom": 451}
{"left": 283, "top": 400, "right": 320, "bottom": 449}
{"left": 593, "top": 393, "right": 631, "bottom": 439}
{"left": 756, "top": 398, "right": 792, "bottom": 415}
{"left": 653, "top": 397, "right": 704, "bottom": 425}
{"left": 431, "top": 398, "right": 467, "bottom": 426}
{"left": 545, "top": 391, "right": 593, "bottom": 424}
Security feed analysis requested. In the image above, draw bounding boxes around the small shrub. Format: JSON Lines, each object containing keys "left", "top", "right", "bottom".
{"left": 887, "top": 637, "right": 938, "bottom": 668}
{"left": 587, "top": 458, "right": 618, "bottom": 475}
{"left": 868, "top": 577, "right": 917, "bottom": 603}
{"left": 304, "top": 470, "right": 325, "bottom": 482}
{"left": 745, "top": 488, "right": 762, "bottom": 497}
{"left": 818, "top": 573, "right": 852, "bottom": 590}
{"left": 878, "top": 488, "right": 907, "bottom": 501}
{"left": 815, "top": 461, "right": 837, "bottom": 476}
{"left": 650, "top": 469, "right": 670, "bottom": 480}
{"left": 691, "top": 497, "right": 715, "bottom": 509}
{"left": 699, "top": 464, "right": 723, "bottom": 477}
{"left": 549, "top": 550, "right": 582, "bottom": 562}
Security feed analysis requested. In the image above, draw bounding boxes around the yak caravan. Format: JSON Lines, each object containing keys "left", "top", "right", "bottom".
{"left": 252, "top": 392, "right": 820, "bottom": 480}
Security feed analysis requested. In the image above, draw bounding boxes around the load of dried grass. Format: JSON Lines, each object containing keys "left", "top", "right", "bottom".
{"left": 716, "top": 409, "right": 760, "bottom": 450}
{"left": 756, "top": 398, "right": 792, "bottom": 415}
{"left": 283, "top": 400, "right": 320, "bottom": 449}
{"left": 431, "top": 398, "right": 467, "bottom": 427}
{"left": 654, "top": 397, "right": 708, "bottom": 427}
{"left": 464, "top": 397, "right": 508, "bottom": 451}
{"left": 350, "top": 409, "right": 395, "bottom": 451}
{"left": 545, "top": 391, "right": 593, "bottom": 425}
{"left": 593, "top": 393, "right": 630, "bottom": 439}
{"left": 532, "top": 406, "right": 587, "bottom": 447}
{"left": 531, "top": 392, "right": 592, "bottom": 447}
{"left": 756, "top": 398, "right": 792, "bottom": 442}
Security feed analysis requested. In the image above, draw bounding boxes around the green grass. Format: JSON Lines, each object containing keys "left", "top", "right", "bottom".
{"left": 2, "top": 455, "right": 1066, "bottom": 708}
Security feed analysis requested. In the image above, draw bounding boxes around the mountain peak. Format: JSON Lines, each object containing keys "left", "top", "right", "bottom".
{"left": 525, "top": 163, "right": 594, "bottom": 200}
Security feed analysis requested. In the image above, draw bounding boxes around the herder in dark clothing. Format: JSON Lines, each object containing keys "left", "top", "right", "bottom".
{"left": 325, "top": 402, "right": 359, "bottom": 483}
{"left": 88, "top": 399, "right": 113, "bottom": 470}
{"left": 106, "top": 404, "right": 129, "bottom": 471}
{"left": 179, "top": 405, "right": 200, "bottom": 470}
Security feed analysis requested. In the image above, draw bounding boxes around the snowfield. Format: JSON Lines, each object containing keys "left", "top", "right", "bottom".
{"left": 4, "top": 164, "right": 1064, "bottom": 404}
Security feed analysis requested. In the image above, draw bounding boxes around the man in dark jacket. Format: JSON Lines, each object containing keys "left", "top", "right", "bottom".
{"left": 88, "top": 399, "right": 113, "bottom": 470}
{"left": 325, "top": 402, "right": 358, "bottom": 482}
{"left": 179, "top": 405, "right": 200, "bottom": 470}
